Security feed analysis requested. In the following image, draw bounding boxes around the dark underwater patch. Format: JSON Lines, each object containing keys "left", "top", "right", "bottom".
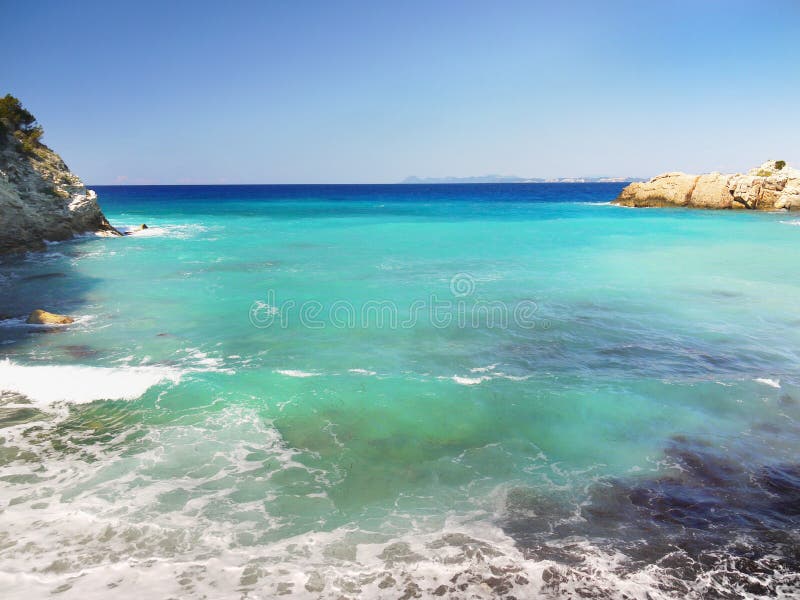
{"left": 501, "top": 435, "right": 800, "bottom": 597}
{"left": 59, "top": 344, "right": 100, "bottom": 359}
{"left": 20, "top": 272, "right": 67, "bottom": 282}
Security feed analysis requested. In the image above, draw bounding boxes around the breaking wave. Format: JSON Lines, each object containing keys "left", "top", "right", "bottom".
{"left": 0, "top": 359, "right": 182, "bottom": 406}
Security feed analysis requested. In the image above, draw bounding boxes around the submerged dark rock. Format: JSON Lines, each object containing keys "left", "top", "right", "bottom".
{"left": 501, "top": 435, "right": 800, "bottom": 597}
{"left": 60, "top": 344, "right": 99, "bottom": 359}
{"left": 20, "top": 272, "right": 66, "bottom": 281}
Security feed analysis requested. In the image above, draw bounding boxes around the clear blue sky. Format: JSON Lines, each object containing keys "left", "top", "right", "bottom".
{"left": 3, "top": 0, "right": 799, "bottom": 184}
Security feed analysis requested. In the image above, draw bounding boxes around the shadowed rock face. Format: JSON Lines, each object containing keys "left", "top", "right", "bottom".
{"left": 614, "top": 160, "right": 800, "bottom": 210}
{"left": 0, "top": 117, "right": 120, "bottom": 255}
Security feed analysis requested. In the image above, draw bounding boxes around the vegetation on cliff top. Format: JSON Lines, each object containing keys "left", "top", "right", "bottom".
{"left": 0, "top": 93, "right": 121, "bottom": 253}
{"left": 0, "top": 94, "right": 44, "bottom": 154}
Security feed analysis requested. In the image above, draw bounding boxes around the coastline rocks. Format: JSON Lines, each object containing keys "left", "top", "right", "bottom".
{"left": 0, "top": 97, "right": 121, "bottom": 255}
{"left": 614, "top": 160, "right": 800, "bottom": 210}
{"left": 26, "top": 309, "right": 74, "bottom": 325}
{"left": 125, "top": 224, "right": 149, "bottom": 235}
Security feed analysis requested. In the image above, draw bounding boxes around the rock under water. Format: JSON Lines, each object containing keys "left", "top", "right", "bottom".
{"left": 502, "top": 434, "right": 800, "bottom": 597}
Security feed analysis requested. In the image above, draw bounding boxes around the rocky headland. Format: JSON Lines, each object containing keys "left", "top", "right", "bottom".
{"left": 0, "top": 95, "right": 120, "bottom": 255}
{"left": 614, "top": 160, "right": 800, "bottom": 210}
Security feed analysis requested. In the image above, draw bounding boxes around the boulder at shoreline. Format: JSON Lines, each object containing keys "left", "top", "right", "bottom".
{"left": 614, "top": 160, "right": 800, "bottom": 210}
{"left": 26, "top": 309, "right": 75, "bottom": 325}
{"left": 124, "top": 224, "right": 149, "bottom": 235}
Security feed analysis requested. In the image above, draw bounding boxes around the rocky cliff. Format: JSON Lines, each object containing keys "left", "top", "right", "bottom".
{"left": 0, "top": 95, "right": 119, "bottom": 254}
{"left": 614, "top": 160, "right": 800, "bottom": 210}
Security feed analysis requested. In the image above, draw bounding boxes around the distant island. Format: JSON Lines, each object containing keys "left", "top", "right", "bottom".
{"left": 401, "top": 174, "right": 646, "bottom": 184}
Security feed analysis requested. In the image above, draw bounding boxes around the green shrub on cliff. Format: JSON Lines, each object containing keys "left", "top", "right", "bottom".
{"left": 0, "top": 94, "right": 36, "bottom": 130}
{"left": 0, "top": 94, "right": 43, "bottom": 153}
{"left": 776, "top": 160, "right": 786, "bottom": 170}
{"left": 16, "top": 124, "right": 43, "bottom": 153}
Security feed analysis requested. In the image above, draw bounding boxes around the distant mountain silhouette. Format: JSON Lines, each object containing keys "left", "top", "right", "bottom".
{"left": 401, "top": 175, "right": 646, "bottom": 184}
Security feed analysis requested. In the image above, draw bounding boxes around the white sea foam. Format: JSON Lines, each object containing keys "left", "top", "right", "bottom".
{"left": 449, "top": 374, "right": 531, "bottom": 385}
{"left": 348, "top": 368, "right": 377, "bottom": 376}
{"left": 276, "top": 369, "right": 320, "bottom": 378}
{"left": 0, "top": 507, "right": 691, "bottom": 600}
{"left": 470, "top": 363, "right": 499, "bottom": 373}
{"left": 497, "top": 373, "right": 532, "bottom": 381}
{"left": 451, "top": 375, "right": 493, "bottom": 385}
{"left": 23, "top": 250, "right": 67, "bottom": 263}
{"left": 149, "top": 347, "right": 236, "bottom": 375}
{"left": 118, "top": 225, "right": 168, "bottom": 237}
{"left": 0, "top": 359, "right": 181, "bottom": 406}
{"left": 448, "top": 366, "right": 532, "bottom": 385}
{"left": 754, "top": 377, "right": 781, "bottom": 388}
{"left": 116, "top": 223, "right": 209, "bottom": 239}
{"left": 779, "top": 219, "right": 800, "bottom": 226}
{"left": 0, "top": 317, "right": 27, "bottom": 328}
{"left": 188, "top": 349, "right": 226, "bottom": 369}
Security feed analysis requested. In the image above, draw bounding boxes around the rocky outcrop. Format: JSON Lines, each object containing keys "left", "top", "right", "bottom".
{"left": 125, "top": 224, "right": 149, "bottom": 234}
{"left": 614, "top": 161, "right": 800, "bottom": 210}
{"left": 26, "top": 309, "right": 74, "bottom": 325}
{"left": 0, "top": 96, "right": 120, "bottom": 254}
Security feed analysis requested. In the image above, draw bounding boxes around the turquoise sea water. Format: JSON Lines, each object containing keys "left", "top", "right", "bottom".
{"left": 1, "top": 184, "right": 799, "bottom": 598}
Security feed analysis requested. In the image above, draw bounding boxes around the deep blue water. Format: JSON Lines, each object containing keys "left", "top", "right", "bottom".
{"left": 93, "top": 182, "right": 628, "bottom": 203}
